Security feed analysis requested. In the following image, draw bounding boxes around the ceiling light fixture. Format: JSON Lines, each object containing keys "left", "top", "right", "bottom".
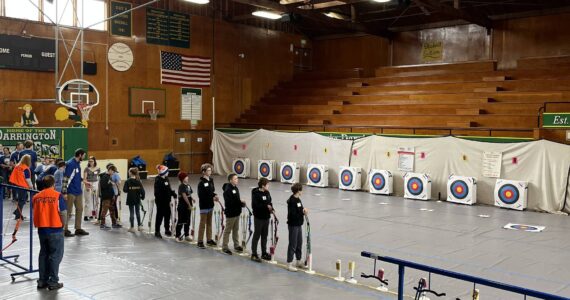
{"left": 372, "top": 0, "right": 391, "bottom": 3}
{"left": 252, "top": 10, "right": 283, "bottom": 20}
{"left": 182, "top": 0, "right": 210, "bottom": 4}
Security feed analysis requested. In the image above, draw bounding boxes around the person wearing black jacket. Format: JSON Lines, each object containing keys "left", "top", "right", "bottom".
{"left": 99, "top": 167, "right": 121, "bottom": 230}
{"left": 221, "top": 173, "right": 245, "bottom": 255}
{"left": 123, "top": 168, "right": 145, "bottom": 233}
{"left": 197, "top": 163, "right": 219, "bottom": 249}
{"left": 286, "top": 183, "right": 308, "bottom": 272}
{"left": 176, "top": 172, "right": 194, "bottom": 242}
{"left": 154, "top": 165, "right": 176, "bottom": 238}
{"left": 251, "top": 177, "right": 273, "bottom": 262}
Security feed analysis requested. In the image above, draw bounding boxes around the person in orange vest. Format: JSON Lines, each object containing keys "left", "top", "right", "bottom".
{"left": 9, "top": 154, "right": 33, "bottom": 220}
{"left": 33, "top": 175, "right": 66, "bottom": 290}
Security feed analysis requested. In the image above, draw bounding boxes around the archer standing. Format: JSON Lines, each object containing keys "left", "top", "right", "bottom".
{"left": 20, "top": 140, "right": 38, "bottom": 188}
{"left": 222, "top": 173, "right": 245, "bottom": 255}
{"left": 176, "top": 172, "right": 194, "bottom": 241}
{"left": 62, "top": 149, "right": 89, "bottom": 237}
{"left": 251, "top": 177, "right": 273, "bottom": 262}
{"left": 197, "top": 163, "right": 218, "bottom": 249}
{"left": 9, "top": 154, "right": 33, "bottom": 220}
{"left": 286, "top": 183, "right": 308, "bottom": 272}
{"left": 33, "top": 175, "right": 66, "bottom": 290}
{"left": 154, "top": 165, "right": 176, "bottom": 238}
{"left": 123, "top": 168, "right": 145, "bottom": 233}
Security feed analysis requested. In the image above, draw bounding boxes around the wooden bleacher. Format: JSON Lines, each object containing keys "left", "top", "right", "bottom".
{"left": 229, "top": 56, "right": 570, "bottom": 139}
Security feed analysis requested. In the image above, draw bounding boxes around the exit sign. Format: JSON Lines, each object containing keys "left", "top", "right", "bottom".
{"left": 543, "top": 113, "right": 570, "bottom": 128}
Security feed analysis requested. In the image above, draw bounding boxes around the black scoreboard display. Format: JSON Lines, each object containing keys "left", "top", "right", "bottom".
{"left": 146, "top": 7, "right": 190, "bottom": 48}
{"left": 0, "top": 35, "right": 55, "bottom": 72}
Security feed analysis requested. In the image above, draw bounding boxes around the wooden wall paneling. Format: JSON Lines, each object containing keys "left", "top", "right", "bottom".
{"left": 312, "top": 35, "right": 390, "bottom": 71}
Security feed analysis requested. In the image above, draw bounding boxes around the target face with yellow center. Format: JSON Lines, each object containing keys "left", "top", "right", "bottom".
{"left": 370, "top": 173, "right": 386, "bottom": 191}
{"left": 340, "top": 170, "right": 353, "bottom": 187}
{"left": 406, "top": 177, "right": 424, "bottom": 196}
{"left": 233, "top": 160, "right": 245, "bottom": 175}
{"left": 259, "top": 162, "right": 271, "bottom": 178}
{"left": 449, "top": 180, "right": 469, "bottom": 200}
{"left": 309, "top": 168, "right": 322, "bottom": 184}
{"left": 281, "top": 165, "right": 294, "bottom": 181}
{"left": 497, "top": 184, "right": 519, "bottom": 204}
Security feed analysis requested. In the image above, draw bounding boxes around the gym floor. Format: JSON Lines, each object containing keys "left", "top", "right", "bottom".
{"left": 1, "top": 175, "right": 569, "bottom": 299}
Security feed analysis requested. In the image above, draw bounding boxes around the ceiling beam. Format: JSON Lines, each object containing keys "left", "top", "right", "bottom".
{"left": 230, "top": 0, "right": 394, "bottom": 37}
{"left": 412, "top": 0, "right": 492, "bottom": 28}
{"left": 282, "top": 0, "right": 372, "bottom": 8}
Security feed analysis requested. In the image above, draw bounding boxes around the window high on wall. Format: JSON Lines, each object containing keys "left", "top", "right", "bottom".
{"left": 1, "top": 0, "right": 106, "bottom": 31}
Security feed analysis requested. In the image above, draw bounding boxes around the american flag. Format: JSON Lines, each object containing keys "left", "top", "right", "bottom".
{"left": 160, "top": 51, "right": 211, "bottom": 86}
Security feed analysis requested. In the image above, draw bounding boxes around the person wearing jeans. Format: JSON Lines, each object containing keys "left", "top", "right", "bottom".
{"left": 123, "top": 168, "right": 145, "bottom": 233}
{"left": 32, "top": 175, "right": 66, "bottom": 290}
{"left": 98, "top": 166, "right": 121, "bottom": 229}
{"left": 9, "top": 154, "right": 33, "bottom": 220}
{"left": 62, "top": 149, "right": 89, "bottom": 237}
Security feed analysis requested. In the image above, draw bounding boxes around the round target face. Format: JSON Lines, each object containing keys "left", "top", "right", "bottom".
{"left": 370, "top": 173, "right": 386, "bottom": 191}
{"left": 450, "top": 180, "right": 469, "bottom": 199}
{"left": 340, "top": 170, "right": 353, "bottom": 187}
{"left": 281, "top": 165, "right": 293, "bottom": 181}
{"left": 498, "top": 184, "right": 519, "bottom": 205}
{"left": 233, "top": 161, "right": 245, "bottom": 175}
{"left": 309, "top": 168, "right": 322, "bottom": 184}
{"left": 509, "top": 224, "right": 538, "bottom": 231}
{"left": 259, "top": 162, "right": 271, "bottom": 177}
{"left": 406, "top": 177, "right": 424, "bottom": 196}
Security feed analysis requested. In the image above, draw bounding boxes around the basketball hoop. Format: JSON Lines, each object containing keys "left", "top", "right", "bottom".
{"left": 148, "top": 109, "right": 159, "bottom": 121}
{"left": 77, "top": 103, "right": 93, "bottom": 121}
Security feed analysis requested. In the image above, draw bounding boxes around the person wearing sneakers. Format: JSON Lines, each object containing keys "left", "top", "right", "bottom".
{"left": 251, "top": 177, "right": 273, "bottom": 262}
{"left": 98, "top": 165, "right": 122, "bottom": 230}
{"left": 9, "top": 154, "right": 33, "bottom": 220}
{"left": 286, "top": 183, "right": 308, "bottom": 272}
{"left": 221, "top": 173, "right": 245, "bottom": 255}
{"left": 176, "top": 172, "right": 194, "bottom": 242}
{"left": 62, "top": 149, "right": 89, "bottom": 237}
{"left": 154, "top": 165, "right": 176, "bottom": 238}
{"left": 123, "top": 168, "right": 145, "bottom": 233}
{"left": 196, "top": 163, "right": 218, "bottom": 249}
{"left": 32, "top": 175, "right": 67, "bottom": 290}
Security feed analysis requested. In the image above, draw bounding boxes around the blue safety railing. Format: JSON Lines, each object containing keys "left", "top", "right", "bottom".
{"left": 361, "top": 251, "right": 568, "bottom": 300}
{"left": 0, "top": 183, "right": 39, "bottom": 281}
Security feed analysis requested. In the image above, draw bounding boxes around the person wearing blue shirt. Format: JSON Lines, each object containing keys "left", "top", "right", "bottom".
{"left": 53, "top": 161, "right": 66, "bottom": 193}
{"left": 20, "top": 140, "right": 38, "bottom": 188}
{"left": 9, "top": 142, "right": 23, "bottom": 166}
{"left": 62, "top": 149, "right": 89, "bottom": 237}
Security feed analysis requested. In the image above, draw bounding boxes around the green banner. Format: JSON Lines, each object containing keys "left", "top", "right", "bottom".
{"left": 0, "top": 127, "right": 87, "bottom": 160}
{"left": 543, "top": 112, "right": 570, "bottom": 128}
{"left": 110, "top": 1, "right": 132, "bottom": 37}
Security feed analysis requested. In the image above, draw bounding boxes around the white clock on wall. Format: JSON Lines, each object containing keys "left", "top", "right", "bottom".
{"left": 107, "top": 42, "right": 134, "bottom": 72}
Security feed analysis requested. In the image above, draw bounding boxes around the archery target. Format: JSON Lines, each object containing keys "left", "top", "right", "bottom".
{"left": 503, "top": 223, "right": 545, "bottom": 232}
{"left": 369, "top": 169, "right": 393, "bottom": 195}
{"left": 447, "top": 175, "right": 477, "bottom": 205}
{"left": 339, "top": 167, "right": 362, "bottom": 191}
{"left": 257, "top": 160, "right": 276, "bottom": 180}
{"left": 280, "top": 162, "right": 300, "bottom": 184}
{"left": 494, "top": 179, "right": 528, "bottom": 210}
{"left": 307, "top": 164, "right": 328, "bottom": 187}
{"left": 404, "top": 173, "right": 431, "bottom": 200}
{"left": 232, "top": 158, "right": 250, "bottom": 178}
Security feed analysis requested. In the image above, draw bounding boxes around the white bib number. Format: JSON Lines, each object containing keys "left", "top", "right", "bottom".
{"left": 204, "top": 183, "right": 209, "bottom": 187}
{"left": 232, "top": 190, "right": 236, "bottom": 194}
{"left": 262, "top": 196, "right": 267, "bottom": 201}
{"left": 297, "top": 202, "right": 302, "bottom": 207}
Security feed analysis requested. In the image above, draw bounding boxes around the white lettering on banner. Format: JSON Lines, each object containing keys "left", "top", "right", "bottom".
{"left": 41, "top": 52, "right": 55, "bottom": 58}
{"left": 0, "top": 48, "right": 10, "bottom": 54}
{"left": 553, "top": 115, "right": 568, "bottom": 125}
{"left": 0, "top": 129, "right": 57, "bottom": 141}
{"left": 20, "top": 53, "right": 32, "bottom": 58}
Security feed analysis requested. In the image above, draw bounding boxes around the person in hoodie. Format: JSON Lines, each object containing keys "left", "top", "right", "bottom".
{"left": 123, "top": 168, "right": 145, "bottom": 233}
{"left": 251, "top": 177, "right": 273, "bottom": 262}
{"left": 176, "top": 172, "right": 194, "bottom": 242}
{"left": 221, "top": 173, "right": 245, "bottom": 255}
{"left": 286, "top": 183, "right": 309, "bottom": 272}
{"left": 154, "top": 165, "right": 177, "bottom": 238}
{"left": 196, "top": 163, "right": 219, "bottom": 249}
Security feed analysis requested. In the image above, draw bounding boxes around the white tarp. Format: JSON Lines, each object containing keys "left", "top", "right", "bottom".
{"left": 352, "top": 136, "right": 570, "bottom": 213}
{"left": 212, "top": 130, "right": 570, "bottom": 213}
{"left": 211, "top": 129, "right": 353, "bottom": 187}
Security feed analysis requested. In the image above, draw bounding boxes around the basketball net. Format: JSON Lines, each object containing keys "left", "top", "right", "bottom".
{"left": 148, "top": 109, "right": 159, "bottom": 121}
{"left": 77, "top": 103, "right": 93, "bottom": 121}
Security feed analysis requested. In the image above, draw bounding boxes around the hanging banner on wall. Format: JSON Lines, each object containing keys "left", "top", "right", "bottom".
{"left": 110, "top": 1, "right": 132, "bottom": 37}
{"left": 421, "top": 41, "right": 443, "bottom": 63}
{"left": 0, "top": 34, "right": 55, "bottom": 72}
{"left": 397, "top": 147, "right": 415, "bottom": 172}
{"left": 482, "top": 151, "right": 502, "bottom": 178}
{"left": 0, "top": 127, "right": 87, "bottom": 160}
{"left": 181, "top": 87, "right": 202, "bottom": 121}
{"left": 542, "top": 113, "right": 570, "bottom": 128}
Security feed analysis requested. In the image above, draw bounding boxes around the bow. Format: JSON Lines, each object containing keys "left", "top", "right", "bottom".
{"left": 413, "top": 278, "right": 446, "bottom": 300}
{"left": 215, "top": 201, "right": 225, "bottom": 242}
{"left": 361, "top": 270, "right": 389, "bottom": 286}
{"left": 2, "top": 201, "right": 23, "bottom": 252}
{"left": 269, "top": 211, "right": 279, "bottom": 257}
{"left": 304, "top": 215, "right": 311, "bottom": 267}
{"left": 245, "top": 205, "right": 253, "bottom": 245}
{"left": 190, "top": 206, "right": 196, "bottom": 240}
{"left": 140, "top": 200, "right": 147, "bottom": 225}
